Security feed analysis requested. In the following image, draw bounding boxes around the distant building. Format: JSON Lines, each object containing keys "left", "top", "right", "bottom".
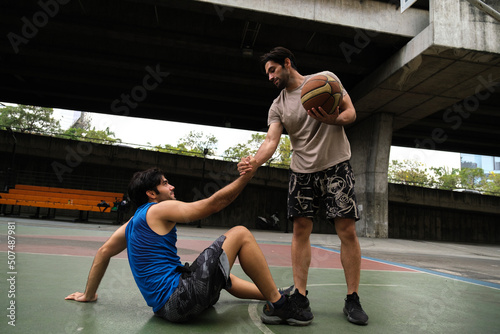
{"left": 70, "top": 112, "right": 90, "bottom": 129}
{"left": 461, "top": 154, "right": 500, "bottom": 174}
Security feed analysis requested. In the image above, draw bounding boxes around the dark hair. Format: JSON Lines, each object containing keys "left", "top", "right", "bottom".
{"left": 260, "top": 46, "right": 298, "bottom": 72}
{"left": 127, "top": 168, "right": 164, "bottom": 207}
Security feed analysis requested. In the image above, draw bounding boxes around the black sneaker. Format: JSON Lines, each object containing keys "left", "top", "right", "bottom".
{"left": 289, "top": 289, "right": 311, "bottom": 312}
{"left": 343, "top": 292, "right": 369, "bottom": 325}
{"left": 278, "top": 285, "right": 294, "bottom": 297}
{"left": 261, "top": 296, "right": 314, "bottom": 326}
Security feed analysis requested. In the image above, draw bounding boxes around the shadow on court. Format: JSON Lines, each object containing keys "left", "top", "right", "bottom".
{"left": 1, "top": 217, "right": 499, "bottom": 334}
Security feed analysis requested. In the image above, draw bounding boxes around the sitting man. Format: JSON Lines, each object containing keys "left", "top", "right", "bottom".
{"left": 65, "top": 163, "right": 313, "bottom": 326}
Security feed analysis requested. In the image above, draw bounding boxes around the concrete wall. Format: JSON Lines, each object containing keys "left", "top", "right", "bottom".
{"left": 389, "top": 183, "right": 500, "bottom": 244}
{"left": 0, "top": 130, "right": 299, "bottom": 231}
{"left": 1, "top": 130, "right": 499, "bottom": 243}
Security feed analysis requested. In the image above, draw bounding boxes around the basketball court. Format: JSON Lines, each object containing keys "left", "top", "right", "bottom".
{"left": 1, "top": 216, "right": 499, "bottom": 334}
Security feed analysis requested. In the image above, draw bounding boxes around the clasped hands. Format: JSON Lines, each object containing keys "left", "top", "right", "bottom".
{"left": 238, "top": 156, "right": 258, "bottom": 176}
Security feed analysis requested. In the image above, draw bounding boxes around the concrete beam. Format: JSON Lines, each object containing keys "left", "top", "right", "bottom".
{"left": 431, "top": 0, "right": 500, "bottom": 53}
{"left": 349, "top": 23, "right": 435, "bottom": 102}
{"left": 196, "top": 0, "right": 429, "bottom": 37}
{"left": 465, "top": 0, "right": 500, "bottom": 22}
{"left": 350, "top": 0, "right": 500, "bottom": 125}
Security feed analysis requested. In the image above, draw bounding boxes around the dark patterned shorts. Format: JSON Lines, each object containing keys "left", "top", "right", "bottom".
{"left": 288, "top": 161, "right": 360, "bottom": 222}
{"left": 154, "top": 235, "right": 232, "bottom": 322}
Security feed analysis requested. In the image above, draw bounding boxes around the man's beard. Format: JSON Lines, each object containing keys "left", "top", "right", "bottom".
{"left": 275, "top": 76, "right": 287, "bottom": 90}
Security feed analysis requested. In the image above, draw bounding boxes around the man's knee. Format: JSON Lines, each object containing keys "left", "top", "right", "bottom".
{"left": 226, "top": 225, "right": 253, "bottom": 241}
{"left": 335, "top": 218, "right": 357, "bottom": 241}
{"left": 293, "top": 217, "right": 313, "bottom": 238}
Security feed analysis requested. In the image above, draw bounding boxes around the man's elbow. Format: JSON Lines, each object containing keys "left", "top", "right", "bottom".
{"left": 97, "top": 245, "right": 117, "bottom": 260}
{"left": 345, "top": 108, "right": 356, "bottom": 124}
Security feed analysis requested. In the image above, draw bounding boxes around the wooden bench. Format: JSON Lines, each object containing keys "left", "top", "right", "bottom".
{"left": 0, "top": 184, "right": 125, "bottom": 222}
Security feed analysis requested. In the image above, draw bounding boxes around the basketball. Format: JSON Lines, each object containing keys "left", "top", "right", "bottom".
{"left": 300, "top": 74, "right": 343, "bottom": 114}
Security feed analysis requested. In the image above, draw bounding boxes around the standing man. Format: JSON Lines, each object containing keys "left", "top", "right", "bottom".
{"left": 66, "top": 163, "right": 313, "bottom": 326}
{"left": 238, "top": 46, "right": 368, "bottom": 325}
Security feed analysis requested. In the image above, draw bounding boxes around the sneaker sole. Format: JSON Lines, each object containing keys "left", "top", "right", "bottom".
{"left": 343, "top": 307, "right": 368, "bottom": 325}
{"left": 261, "top": 314, "right": 314, "bottom": 326}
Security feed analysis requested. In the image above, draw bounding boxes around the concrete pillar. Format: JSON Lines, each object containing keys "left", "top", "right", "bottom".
{"left": 348, "top": 112, "right": 394, "bottom": 238}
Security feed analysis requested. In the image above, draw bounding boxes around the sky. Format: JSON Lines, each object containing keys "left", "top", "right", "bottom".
{"left": 53, "top": 108, "right": 263, "bottom": 154}
{"left": 52, "top": 108, "right": 462, "bottom": 170}
{"left": 1, "top": 102, "right": 460, "bottom": 169}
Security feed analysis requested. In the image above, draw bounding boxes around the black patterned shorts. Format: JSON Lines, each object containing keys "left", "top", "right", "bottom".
{"left": 288, "top": 161, "right": 360, "bottom": 223}
{"left": 154, "top": 235, "right": 232, "bottom": 322}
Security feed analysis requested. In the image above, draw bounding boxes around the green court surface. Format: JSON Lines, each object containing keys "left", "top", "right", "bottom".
{"left": 1, "top": 218, "right": 499, "bottom": 334}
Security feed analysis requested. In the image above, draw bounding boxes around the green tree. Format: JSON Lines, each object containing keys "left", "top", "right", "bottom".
{"left": 390, "top": 161, "right": 499, "bottom": 196}
{"left": 57, "top": 113, "right": 121, "bottom": 145}
{"left": 223, "top": 133, "right": 291, "bottom": 168}
{"left": 388, "top": 160, "right": 434, "bottom": 187}
{"left": 223, "top": 133, "right": 265, "bottom": 161}
{"left": 458, "top": 167, "right": 485, "bottom": 190}
{"left": 223, "top": 143, "right": 254, "bottom": 161}
{"left": 60, "top": 126, "right": 121, "bottom": 145}
{"left": 176, "top": 131, "right": 218, "bottom": 157}
{"left": 430, "top": 166, "right": 461, "bottom": 190}
{"left": 0, "top": 104, "right": 61, "bottom": 134}
{"left": 482, "top": 172, "right": 500, "bottom": 196}
{"left": 153, "top": 143, "right": 183, "bottom": 154}
{"left": 276, "top": 135, "right": 292, "bottom": 166}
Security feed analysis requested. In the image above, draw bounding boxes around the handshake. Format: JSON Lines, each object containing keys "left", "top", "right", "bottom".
{"left": 238, "top": 155, "right": 259, "bottom": 176}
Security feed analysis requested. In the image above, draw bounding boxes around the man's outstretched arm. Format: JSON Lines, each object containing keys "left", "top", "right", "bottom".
{"left": 149, "top": 158, "right": 260, "bottom": 225}
{"left": 65, "top": 221, "right": 129, "bottom": 302}
{"left": 238, "top": 122, "right": 283, "bottom": 175}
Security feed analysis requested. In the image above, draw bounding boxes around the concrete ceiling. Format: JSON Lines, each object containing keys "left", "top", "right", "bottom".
{"left": 1, "top": 0, "right": 499, "bottom": 157}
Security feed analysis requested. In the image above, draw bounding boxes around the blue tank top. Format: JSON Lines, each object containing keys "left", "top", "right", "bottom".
{"left": 125, "top": 202, "right": 182, "bottom": 312}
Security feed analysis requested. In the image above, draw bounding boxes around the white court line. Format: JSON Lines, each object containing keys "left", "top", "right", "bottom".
{"left": 248, "top": 283, "right": 402, "bottom": 334}
{"left": 308, "top": 283, "right": 401, "bottom": 287}
{"left": 248, "top": 303, "right": 275, "bottom": 334}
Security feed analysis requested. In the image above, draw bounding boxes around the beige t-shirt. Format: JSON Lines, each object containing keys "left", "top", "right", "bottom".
{"left": 268, "top": 71, "right": 351, "bottom": 173}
